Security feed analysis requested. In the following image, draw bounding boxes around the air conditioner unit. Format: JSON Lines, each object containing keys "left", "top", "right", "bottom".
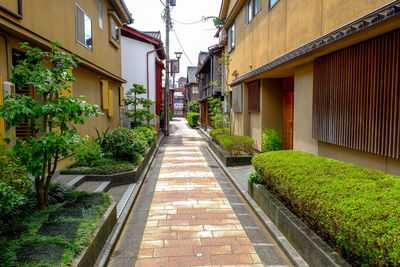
{"left": 3, "top": 82, "right": 15, "bottom": 96}
{"left": 219, "top": 29, "right": 227, "bottom": 45}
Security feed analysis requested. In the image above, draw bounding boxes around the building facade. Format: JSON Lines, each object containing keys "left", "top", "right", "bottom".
{"left": 121, "top": 26, "right": 165, "bottom": 128}
{"left": 0, "top": 0, "right": 132, "bottom": 140}
{"left": 218, "top": 0, "right": 400, "bottom": 174}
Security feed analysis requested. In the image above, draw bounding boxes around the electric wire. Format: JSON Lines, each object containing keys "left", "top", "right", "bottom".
{"left": 172, "top": 28, "right": 194, "bottom": 66}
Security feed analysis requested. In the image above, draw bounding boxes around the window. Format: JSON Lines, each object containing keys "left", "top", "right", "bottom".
{"left": 228, "top": 23, "right": 235, "bottom": 51}
{"left": 245, "top": 0, "right": 262, "bottom": 26}
{"left": 110, "top": 18, "right": 119, "bottom": 43}
{"left": 254, "top": 0, "right": 262, "bottom": 14}
{"left": 99, "top": 0, "right": 103, "bottom": 29}
{"left": 245, "top": 0, "right": 253, "bottom": 26}
{"left": 75, "top": 4, "right": 93, "bottom": 50}
{"left": 108, "top": 11, "right": 122, "bottom": 46}
{"left": 270, "top": 0, "right": 279, "bottom": 9}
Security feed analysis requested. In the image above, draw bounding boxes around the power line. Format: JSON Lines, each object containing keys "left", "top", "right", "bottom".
{"left": 171, "top": 16, "right": 218, "bottom": 26}
{"left": 172, "top": 28, "right": 194, "bottom": 66}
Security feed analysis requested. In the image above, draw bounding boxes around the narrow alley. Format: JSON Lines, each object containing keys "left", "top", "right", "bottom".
{"left": 107, "top": 118, "right": 292, "bottom": 266}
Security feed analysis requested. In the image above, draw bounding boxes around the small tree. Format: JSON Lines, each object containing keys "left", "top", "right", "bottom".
{"left": 0, "top": 42, "right": 100, "bottom": 210}
{"left": 208, "top": 96, "right": 229, "bottom": 129}
{"left": 124, "top": 84, "right": 156, "bottom": 127}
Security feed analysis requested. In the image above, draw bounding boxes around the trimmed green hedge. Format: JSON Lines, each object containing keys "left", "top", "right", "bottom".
{"left": 252, "top": 150, "right": 400, "bottom": 265}
{"left": 209, "top": 128, "right": 254, "bottom": 156}
{"left": 187, "top": 112, "right": 200, "bottom": 127}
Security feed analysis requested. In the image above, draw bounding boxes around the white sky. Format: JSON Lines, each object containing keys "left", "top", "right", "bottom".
{"left": 124, "top": 0, "right": 222, "bottom": 79}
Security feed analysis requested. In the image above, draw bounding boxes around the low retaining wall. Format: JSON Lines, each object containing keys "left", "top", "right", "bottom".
{"left": 81, "top": 136, "right": 160, "bottom": 186}
{"left": 248, "top": 182, "right": 350, "bottom": 267}
{"left": 208, "top": 139, "right": 253, "bottom": 167}
{"left": 73, "top": 203, "right": 117, "bottom": 267}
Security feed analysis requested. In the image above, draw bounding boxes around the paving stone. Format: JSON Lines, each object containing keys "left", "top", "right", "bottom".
{"left": 107, "top": 119, "right": 292, "bottom": 267}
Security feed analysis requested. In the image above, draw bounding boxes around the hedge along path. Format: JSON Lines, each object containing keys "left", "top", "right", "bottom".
{"left": 135, "top": 119, "right": 277, "bottom": 266}
{"left": 252, "top": 151, "right": 400, "bottom": 266}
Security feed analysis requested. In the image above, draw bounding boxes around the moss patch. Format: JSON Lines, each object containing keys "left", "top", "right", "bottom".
{"left": 36, "top": 222, "right": 79, "bottom": 242}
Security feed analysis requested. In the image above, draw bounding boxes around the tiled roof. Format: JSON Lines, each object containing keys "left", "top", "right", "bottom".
{"left": 198, "top": 52, "right": 209, "bottom": 66}
{"left": 143, "top": 31, "right": 162, "bottom": 41}
{"left": 187, "top": 66, "right": 198, "bottom": 84}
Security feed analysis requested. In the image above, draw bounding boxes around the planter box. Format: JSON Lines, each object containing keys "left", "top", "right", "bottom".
{"left": 73, "top": 203, "right": 117, "bottom": 267}
{"left": 80, "top": 136, "right": 160, "bottom": 187}
{"left": 208, "top": 139, "right": 253, "bottom": 167}
{"left": 248, "top": 182, "right": 349, "bottom": 267}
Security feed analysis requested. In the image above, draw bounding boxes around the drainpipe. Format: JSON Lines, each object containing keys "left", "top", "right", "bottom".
{"left": 0, "top": 31, "right": 10, "bottom": 80}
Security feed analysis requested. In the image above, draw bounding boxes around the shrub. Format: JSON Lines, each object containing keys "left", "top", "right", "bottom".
{"left": 262, "top": 128, "right": 282, "bottom": 152}
{"left": 104, "top": 127, "right": 148, "bottom": 160}
{"left": 187, "top": 112, "right": 200, "bottom": 127}
{"left": 209, "top": 128, "right": 230, "bottom": 141}
{"left": 74, "top": 137, "right": 102, "bottom": 166}
{"left": 132, "top": 125, "right": 157, "bottom": 145}
{"left": 248, "top": 171, "right": 262, "bottom": 184}
{"left": 0, "top": 148, "right": 32, "bottom": 233}
{"left": 187, "top": 100, "right": 199, "bottom": 112}
{"left": 218, "top": 135, "right": 254, "bottom": 155}
{"left": 252, "top": 150, "right": 400, "bottom": 265}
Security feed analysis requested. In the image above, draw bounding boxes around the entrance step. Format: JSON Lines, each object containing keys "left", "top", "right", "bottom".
{"left": 94, "top": 181, "right": 111, "bottom": 193}
{"left": 77, "top": 181, "right": 105, "bottom": 193}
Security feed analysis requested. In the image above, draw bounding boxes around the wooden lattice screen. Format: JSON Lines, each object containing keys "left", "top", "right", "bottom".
{"left": 313, "top": 29, "right": 400, "bottom": 159}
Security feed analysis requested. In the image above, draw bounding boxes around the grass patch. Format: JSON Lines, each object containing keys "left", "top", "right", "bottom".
{"left": 0, "top": 191, "right": 111, "bottom": 266}
{"left": 252, "top": 150, "right": 400, "bottom": 265}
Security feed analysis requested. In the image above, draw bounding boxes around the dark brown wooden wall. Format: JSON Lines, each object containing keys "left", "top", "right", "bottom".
{"left": 248, "top": 80, "right": 260, "bottom": 113}
{"left": 313, "top": 29, "right": 400, "bottom": 159}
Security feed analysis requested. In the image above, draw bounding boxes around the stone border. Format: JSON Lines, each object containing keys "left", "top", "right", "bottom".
{"left": 248, "top": 183, "right": 350, "bottom": 267}
{"left": 198, "top": 128, "right": 253, "bottom": 167}
{"left": 72, "top": 203, "right": 117, "bottom": 267}
{"left": 205, "top": 145, "right": 308, "bottom": 267}
{"left": 94, "top": 134, "right": 165, "bottom": 266}
{"left": 66, "top": 136, "right": 160, "bottom": 187}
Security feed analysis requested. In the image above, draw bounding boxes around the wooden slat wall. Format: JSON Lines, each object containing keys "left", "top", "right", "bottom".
{"left": 313, "top": 29, "right": 400, "bottom": 159}
{"left": 15, "top": 84, "right": 35, "bottom": 139}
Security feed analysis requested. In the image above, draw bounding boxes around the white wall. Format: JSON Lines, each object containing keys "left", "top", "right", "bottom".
{"left": 121, "top": 36, "right": 158, "bottom": 120}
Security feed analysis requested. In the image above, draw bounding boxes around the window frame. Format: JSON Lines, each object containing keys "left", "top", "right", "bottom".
{"left": 244, "top": 0, "right": 262, "bottom": 27}
{"left": 269, "top": 0, "right": 279, "bottom": 9}
{"left": 228, "top": 23, "right": 235, "bottom": 52}
{"left": 99, "top": 0, "right": 103, "bottom": 29}
{"left": 108, "top": 10, "right": 122, "bottom": 48}
{"left": 75, "top": 3, "right": 93, "bottom": 51}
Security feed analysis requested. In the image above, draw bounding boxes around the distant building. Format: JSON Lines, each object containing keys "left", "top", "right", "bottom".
{"left": 174, "top": 77, "right": 187, "bottom": 117}
{"left": 196, "top": 46, "right": 224, "bottom": 129}
{"left": 121, "top": 26, "right": 165, "bottom": 128}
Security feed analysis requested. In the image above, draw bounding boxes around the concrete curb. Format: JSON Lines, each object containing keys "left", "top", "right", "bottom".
{"left": 204, "top": 142, "right": 308, "bottom": 267}
{"left": 73, "top": 203, "right": 117, "bottom": 267}
{"left": 94, "top": 135, "right": 165, "bottom": 267}
{"left": 249, "top": 183, "right": 350, "bottom": 267}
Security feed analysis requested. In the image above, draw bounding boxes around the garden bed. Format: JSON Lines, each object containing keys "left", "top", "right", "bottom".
{"left": 200, "top": 128, "right": 255, "bottom": 167}
{"left": 252, "top": 150, "right": 400, "bottom": 266}
{"left": 0, "top": 189, "right": 116, "bottom": 267}
{"left": 61, "top": 137, "right": 160, "bottom": 187}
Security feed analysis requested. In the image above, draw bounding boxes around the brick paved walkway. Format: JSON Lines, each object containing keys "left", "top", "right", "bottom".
{"left": 108, "top": 118, "right": 292, "bottom": 266}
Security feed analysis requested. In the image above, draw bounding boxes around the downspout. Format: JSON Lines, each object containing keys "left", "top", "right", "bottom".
{"left": 0, "top": 31, "right": 10, "bottom": 80}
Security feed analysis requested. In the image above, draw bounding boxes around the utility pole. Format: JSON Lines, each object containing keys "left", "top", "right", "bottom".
{"left": 164, "top": 0, "right": 171, "bottom": 136}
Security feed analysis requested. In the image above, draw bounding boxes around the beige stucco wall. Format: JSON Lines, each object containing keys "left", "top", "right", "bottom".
{"left": 293, "top": 62, "right": 318, "bottom": 155}
{"left": 318, "top": 142, "right": 400, "bottom": 176}
{"left": 73, "top": 66, "right": 122, "bottom": 139}
{"left": 224, "top": 0, "right": 394, "bottom": 84}
{"left": 249, "top": 112, "right": 261, "bottom": 151}
{"left": 0, "top": 0, "right": 123, "bottom": 78}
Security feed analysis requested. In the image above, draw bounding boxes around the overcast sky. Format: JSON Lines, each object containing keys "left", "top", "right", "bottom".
{"left": 125, "top": 0, "right": 222, "bottom": 79}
